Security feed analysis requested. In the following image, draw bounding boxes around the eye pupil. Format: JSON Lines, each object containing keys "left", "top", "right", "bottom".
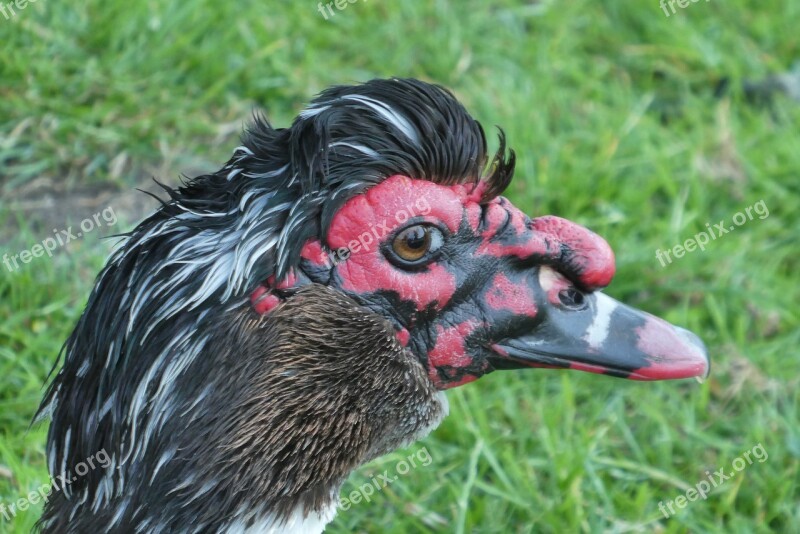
{"left": 390, "top": 224, "right": 442, "bottom": 264}
{"left": 404, "top": 228, "right": 427, "bottom": 250}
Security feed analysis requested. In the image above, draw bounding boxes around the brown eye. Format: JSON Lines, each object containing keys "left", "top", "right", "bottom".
{"left": 390, "top": 225, "right": 443, "bottom": 264}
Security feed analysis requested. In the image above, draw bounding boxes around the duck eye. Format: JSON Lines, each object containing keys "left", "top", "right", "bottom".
{"left": 390, "top": 225, "right": 443, "bottom": 265}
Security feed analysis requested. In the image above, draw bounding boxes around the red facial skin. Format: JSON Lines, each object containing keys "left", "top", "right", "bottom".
{"left": 251, "top": 175, "right": 617, "bottom": 389}
{"left": 484, "top": 273, "right": 538, "bottom": 318}
{"left": 427, "top": 321, "right": 485, "bottom": 388}
{"left": 530, "top": 216, "right": 615, "bottom": 290}
{"left": 251, "top": 272, "right": 298, "bottom": 314}
{"left": 299, "top": 240, "right": 330, "bottom": 268}
{"left": 475, "top": 205, "right": 615, "bottom": 292}
{"left": 325, "top": 176, "right": 465, "bottom": 312}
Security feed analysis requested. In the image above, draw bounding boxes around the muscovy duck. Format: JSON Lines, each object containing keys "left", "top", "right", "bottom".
{"left": 36, "top": 78, "right": 709, "bottom": 533}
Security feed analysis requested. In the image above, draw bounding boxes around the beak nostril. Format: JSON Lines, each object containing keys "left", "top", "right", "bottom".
{"left": 558, "top": 288, "right": 586, "bottom": 309}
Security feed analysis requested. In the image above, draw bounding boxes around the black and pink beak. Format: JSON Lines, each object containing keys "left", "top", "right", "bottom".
{"left": 490, "top": 271, "right": 710, "bottom": 381}
{"left": 480, "top": 212, "right": 710, "bottom": 382}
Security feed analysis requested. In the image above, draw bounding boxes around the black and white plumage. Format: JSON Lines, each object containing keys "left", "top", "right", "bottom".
{"left": 36, "top": 79, "right": 503, "bottom": 533}
{"left": 36, "top": 78, "right": 708, "bottom": 533}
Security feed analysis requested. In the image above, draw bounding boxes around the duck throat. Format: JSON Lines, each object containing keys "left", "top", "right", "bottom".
{"left": 41, "top": 284, "right": 447, "bottom": 533}
{"left": 208, "top": 285, "right": 448, "bottom": 528}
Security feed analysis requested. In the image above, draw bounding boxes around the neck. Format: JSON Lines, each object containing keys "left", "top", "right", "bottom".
{"left": 39, "top": 285, "right": 447, "bottom": 533}
{"left": 221, "top": 504, "right": 337, "bottom": 534}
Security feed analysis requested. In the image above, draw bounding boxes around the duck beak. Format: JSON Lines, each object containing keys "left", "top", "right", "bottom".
{"left": 492, "top": 291, "right": 710, "bottom": 381}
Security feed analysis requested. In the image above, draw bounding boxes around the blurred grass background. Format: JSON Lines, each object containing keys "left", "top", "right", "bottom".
{"left": 0, "top": 0, "right": 798, "bottom": 532}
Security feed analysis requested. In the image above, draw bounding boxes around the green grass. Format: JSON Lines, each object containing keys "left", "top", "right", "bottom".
{"left": 1, "top": 0, "right": 798, "bottom": 532}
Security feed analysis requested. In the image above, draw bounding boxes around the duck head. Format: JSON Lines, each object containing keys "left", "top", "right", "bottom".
{"left": 38, "top": 78, "right": 708, "bottom": 533}
{"left": 262, "top": 174, "right": 709, "bottom": 390}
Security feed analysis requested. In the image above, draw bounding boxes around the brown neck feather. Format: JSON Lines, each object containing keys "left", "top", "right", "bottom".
{"left": 42, "top": 284, "right": 446, "bottom": 532}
